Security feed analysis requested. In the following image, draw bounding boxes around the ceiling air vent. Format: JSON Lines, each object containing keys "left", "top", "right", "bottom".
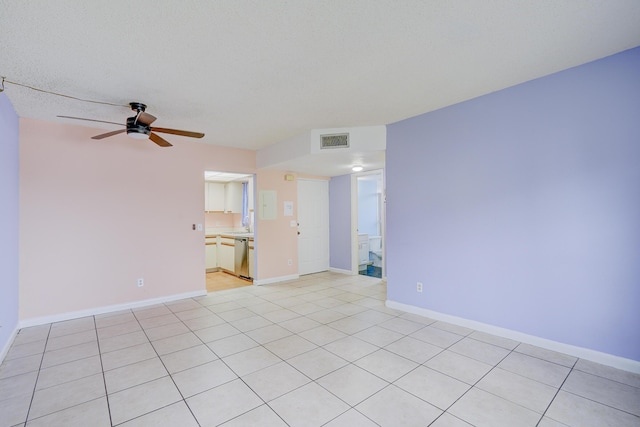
{"left": 320, "top": 133, "right": 349, "bottom": 149}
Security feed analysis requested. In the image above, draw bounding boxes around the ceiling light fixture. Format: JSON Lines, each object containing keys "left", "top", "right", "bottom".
{"left": 352, "top": 165, "right": 363, "bottom": 172}
{"left": 126, "top": 127, "right": 150, "bottom": 139}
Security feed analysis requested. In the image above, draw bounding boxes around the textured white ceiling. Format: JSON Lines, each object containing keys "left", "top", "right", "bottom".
{"left": 1, "top": 0, "right": 639, "bottom": 157}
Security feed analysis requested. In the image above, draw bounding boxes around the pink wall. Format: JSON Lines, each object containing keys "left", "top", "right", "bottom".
{"left": 254, "top": 170, "right": 299, "bottom": 280}
{"left": 19, "top": 118, "right": 256, "bottom": 320}
{"left": 253, "top": 172, "right": 330, "bottom": 280}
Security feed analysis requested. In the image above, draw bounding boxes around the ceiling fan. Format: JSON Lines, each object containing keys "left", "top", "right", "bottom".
{"left": 58, "top": 102, "right": 205, "bottom": 147}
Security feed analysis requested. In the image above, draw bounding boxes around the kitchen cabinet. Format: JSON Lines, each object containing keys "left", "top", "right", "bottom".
{"left": 205, "top": 236, "right": 218, "bottom": 272}
{"left": 224, "top": 182, "right": 243, "bottom": 213}
{"left": 248, "top": 241, "right": 255, "bottom": 279}
{"left": 219, "top": 237, "right": 235, "bottom": 272}
{"left": 204, "top": 181, "right": 250, "bottom": 214}
{"left": 205, "top": 182, "right": 225, "bottom": 212}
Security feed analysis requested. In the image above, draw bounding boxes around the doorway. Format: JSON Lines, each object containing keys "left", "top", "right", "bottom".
{"left": 356, "top": 171, "right": 384, "bottom": 278}
{"left": 204, "top": 171, "right": 255, "bottom": 292}
{"left": 297, "top": 179, "right": 329, "bottom": 275}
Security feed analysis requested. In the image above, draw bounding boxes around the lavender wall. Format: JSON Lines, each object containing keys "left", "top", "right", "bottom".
{"left": 329, "top": 174, "right": 352, "bottom": 271}
{"left": 0, "top": 93, "right": 20, "bottom": 357}
{"left": 386, "top": 47, "right": 640, "bottom": 361}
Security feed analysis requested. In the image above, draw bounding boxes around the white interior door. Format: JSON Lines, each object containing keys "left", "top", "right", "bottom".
{"left": 298, "top": 179, "right": 329, "bottom": 275}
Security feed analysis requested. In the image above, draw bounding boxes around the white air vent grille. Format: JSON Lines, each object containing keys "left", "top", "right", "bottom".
{"left": 320, "top": 133, "right": 349, "bottom": 149}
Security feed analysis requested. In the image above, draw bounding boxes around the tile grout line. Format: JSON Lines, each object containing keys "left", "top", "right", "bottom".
{"left": 206, "top": 276, "right": 388, "bottom": 425}
{"left": 23, "top": 319, "right": 124, "bottom": 424}
{"left": 547, "top": 362, "right": 640, "bottom": 420}
{"left": 184, "top": 297, "right": 292, "bottom": 426}
{"left": 140, "top": 292, "right": 330, "bottom": 425}
{"left": 424, "top": 338, "right": 520, "bottom": 426}
{"left": 115, "top": 281, "right": 382, "bottom": 424}
{"left": 20, "top": 323, "right": 51, "bottom": 425}
{"left": 129, "top": 303, "right": 203, "bottom": 427}
{"left": 92, "top": 314, "right": 115, "bottom": 427}
{"left": 258, "top": 283, "right": 390, "bottom": 427}
{"left": 535, "top": 357, "right": 578, "bottom": 427}
{"left": 274, "top": 287, "right": 413, "bottom": 426}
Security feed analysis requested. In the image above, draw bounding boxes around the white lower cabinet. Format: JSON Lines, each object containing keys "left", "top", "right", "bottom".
{"left": 219, "top": 237, "right": 235, "bottom": 272}
{"left": 205, "top": 239, "right": 218, "bottom": 271}
{"left": 205, "top": 243, "right": 218, "bottom": 271}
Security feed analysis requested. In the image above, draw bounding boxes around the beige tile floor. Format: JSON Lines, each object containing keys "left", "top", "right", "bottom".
{"left": 1, "top": 272, "right": 639, "bottom": 427}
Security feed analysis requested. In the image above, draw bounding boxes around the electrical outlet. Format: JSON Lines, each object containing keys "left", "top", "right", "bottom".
{"left": 287, "top": 259, "right": 292, "bottom": 266}
{"left": 137, "top": 278, "right": 144, "bottom": 287}
{"left": 416, "top": 282, "right": 423, "bottom": 293}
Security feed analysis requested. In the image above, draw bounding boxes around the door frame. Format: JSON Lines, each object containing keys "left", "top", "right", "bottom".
{"left": 203, "top": 170, "right": 256, "bottom": 281}
{"left": 351, "top": 169, "right": 385, "bottom": 278}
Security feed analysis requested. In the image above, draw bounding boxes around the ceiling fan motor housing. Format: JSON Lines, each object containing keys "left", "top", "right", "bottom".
{"left": 126, "top": 116, "right": 150, "bottom": 139}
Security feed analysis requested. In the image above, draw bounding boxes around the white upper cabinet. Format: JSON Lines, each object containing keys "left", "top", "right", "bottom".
{"left": 204, "top": 180, "right": 251, "bottom": 214}
{"left": 205, "top": 182, "right": 225, "bottom": 212}
{"left": 224, "top": 182, "right": 243, "bottom": 213}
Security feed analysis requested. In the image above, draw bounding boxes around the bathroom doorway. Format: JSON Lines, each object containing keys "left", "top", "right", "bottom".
{"left": 356, "top": 171, "right": 384, "bottom": 278}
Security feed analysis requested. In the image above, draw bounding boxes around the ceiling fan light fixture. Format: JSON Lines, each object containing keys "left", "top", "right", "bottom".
{"left": 126, "top": 128, "right": 150, "bottom": 139}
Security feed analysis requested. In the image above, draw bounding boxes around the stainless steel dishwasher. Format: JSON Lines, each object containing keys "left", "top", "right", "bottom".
{"left": 234, "top": 237, "right": 249, "bottom": 279}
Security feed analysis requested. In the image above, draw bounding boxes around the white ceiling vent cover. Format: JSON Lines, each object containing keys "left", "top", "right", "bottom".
{"left": 320, "top": 133, "right": 349, "bottom": 149}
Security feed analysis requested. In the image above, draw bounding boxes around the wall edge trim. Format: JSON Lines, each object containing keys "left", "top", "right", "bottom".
{"left": 19, "top": 290, "right": 207, "bottom": 329}
{"left": 0, "top": 326, "right": 20, "bottom": 365}
{"left": 386, "top": 299, "right": 640, "bottom": 374}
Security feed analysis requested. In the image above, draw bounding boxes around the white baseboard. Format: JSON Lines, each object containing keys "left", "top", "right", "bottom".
{"left": 253, "top": 274, "right": 300, "bottom": 286}
{"left": 0, "top": 325, "right": 19, "bottom": 364}
{"left": 329, "top": 267, "right": 355, "bottom": 275}
{"left": 19, "top": 290, "right": 207, "bottom": 329}
{"left": 386, "top": 299, "right": 640, "bottom": 374}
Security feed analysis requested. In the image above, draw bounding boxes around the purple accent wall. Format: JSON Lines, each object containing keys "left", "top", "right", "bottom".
{"left": 329, "top": 174, "right": 352, "bottom": 271}
{"left": 0, "top": 93, "right": 20, "bottom": 356}
{"left": 386, "top": 47, "right": 640, "bottom": 361}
